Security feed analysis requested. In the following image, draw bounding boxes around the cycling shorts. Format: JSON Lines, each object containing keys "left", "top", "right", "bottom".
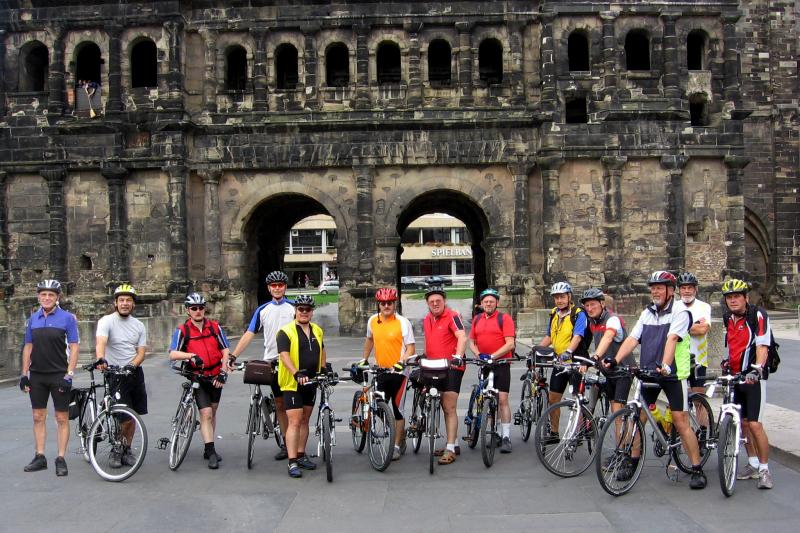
{"left": 735, "top": 381, "right": 766, "bottom": 422}
{"left": 550, "top": 370, "right": 580, "bottom": 396}
{"left": 443, "top": 368, "right": 464, "bottom": 394}
{"left": 688, "top": 364, "right": 707, "bottom": 389}
{"left": 113, "top": 367, "right": 149, "bottom": 415}
{"left": 284, "top": 384, "right": 317, "bottom": 410}
{"left": 376, "top": 372, "right": 407, "bottom": 420}
{"left": 482, "top": 364, "right": 511, "bottom": 394}
{"left": 640, "top": 376, "right": 688, "bottom": 412}
{"left": 29, "top": 372, "right": 70, "bottom": 412}
{"left": 195, "top": 380, "right": 223, "bottom": 410}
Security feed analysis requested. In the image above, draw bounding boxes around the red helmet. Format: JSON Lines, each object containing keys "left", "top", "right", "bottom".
{"left": 647, "top": 270, "right": 677, "bottom": 288}
{"left": 375, "top": 287, "right": 398, "bottom": 302}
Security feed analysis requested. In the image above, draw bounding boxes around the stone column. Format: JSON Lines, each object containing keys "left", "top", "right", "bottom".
{"left": 199, "top": 169, "right": 223, "bottom": 278}
{"left": 40, "top": 167, "right": 68, "bottom": 282}
{"left": 354, "top": 165, "right": 375, "bottom": 281}
{"left": 660, "top": 155, "right": 688, "bottom": 272}
{"left": 0, "top": 171, "right": 8, "bottom": 281}
{"left": 723, "top": 155, "right": 749, "bottom": 276}
{"left": 540, "top": 13, "right": 557, "bottom": 114}
{"left": 200, "top": 29, "right": 218, "bottom": 113}
{"left": 721, "top": 13, "right": 742, "bottom": 105}
{"left": 539, "top": 156, "right": 564, "bottom": 281}
{"left": 164, "top": 20, "right": 184, "bottom": 99}
{"left": 354, "top": 23, "right": 371, "bottom": 109}
{"left": 106, "top": 24, "right": 124, "bottom": 112}
{"left": 165, "top": 165, "right": 189, "bottom": 286}
{"left": 0, "top": 31, "right": 7, "bottom": 117}
{"left": 252, "top": 29, "right": 268, "bottom": 111}
{"left": 101, "top": 166, "right": 130, "bottom": 281}
{"left": 508, "top": 21, "right": 526, "bottom": 105}
{"left": 485, "top": 236, "right": 513, "bottom": 286}
{"left": 600, "top": 12, "right": 618, "bottom": 100}
{"left": 661, "top": 13, "right": 681, "bottom": 99}
{"left": 508, "top": 161, "right": 535, "bottom": 273}
{"left": 47, "top": 25, "right": 67, "bottom": 115}
{"left": 303, "top": 26, "right": 320, "bottom": 110}
{"left": 405, "top": 23, "right": 423, "bottom": 107}
{"left": 601, "top": 156, "right": 627, "bottom": 285}
{"left": 374, "top": 236, "right": 401, "bottom": 285}
{"left": 456, "top": 22, "right": 473, "bottom": 106}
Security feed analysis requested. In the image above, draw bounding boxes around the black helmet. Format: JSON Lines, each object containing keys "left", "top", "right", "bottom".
{"left": 580, "top": 288, "right": 605, "bottom": 304}
{"left": 677, "top": 272, "right": 699, "bottom": 287}
{"left": 293, "top": 294, "right": 316, "bottom": 308}
{"left": 265, "top": 271, "right": 289, "bottom": 284}
{"left": 37, "top": 279, "right": 62, "bottom": 294}
{"left": 425, "top": 285, "right": 446, "bottom": 299}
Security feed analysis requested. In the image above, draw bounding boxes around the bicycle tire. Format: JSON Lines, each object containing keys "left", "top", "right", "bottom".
{"left": 79, "top": 396, "right": 97, "bottom": 463}
{"left": 169, "top": 401, "right": 196, "bottom": 471}
{"left": 351, "top": 390, "right": 367, "bottom": 453}
{"left": 535, "top": 400, "right": 597, "bottom": 477}
{"left": 480, "top": 399, "right": 497, "bottom": 467}
{"left": 261, "top": 394, "right": 272, "bottom": 440}
{"left": 322, "top": 409, "right": 333, "bottom": 482}
{"left": 519, "top": 378, "right": 533, "bottom": 442}
{"left": 411, "top": 390, "right": 424, "bottom": 454}
{"left": 717, "top": 413, "right": 738, "bottom": 497}
{"left": 534, "top": 385, "right": 548, "bottom": 423}
{"left": 428, "top": 397, "right": 438, "bottom": 475}
{"left": 670, "top": 393, "right": 715, "bottom": 473}
{"left": 246, "top": 396, "right": 260, "bottom": 469}
{"left": 88, "top": 405, "right": 148, "bottom": 482}
{"left": 595, "top": 407, "right": 646, "bottom": 496}
{"left": 368, "top": 400, "right": 396, "bottom": 472}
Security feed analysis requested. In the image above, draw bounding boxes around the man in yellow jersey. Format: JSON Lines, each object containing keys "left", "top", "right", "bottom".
{"left": 361, "top": 287, "right": 416, "bottom": 460}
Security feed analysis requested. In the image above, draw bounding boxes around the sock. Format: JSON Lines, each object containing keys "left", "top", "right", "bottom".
{"left": 759, "top": 463, "right": 769, "bottom": 472}
{"left": 297, "top": 452, "right": 305, "bottom": 458}
{"left": 502, "top": 423, "right": 511, "bottom": 438}
{"left": 204, "top": 442, "right": 215, "bottom": 456}
{"left": 749, "top": 456, "right": 759, "bottom": 469}
{"left": 631, "top": 457, "right": 640, "bottom": 467}
{"left": 692, "top": 464, "right": 702, "bottom": 472}
{"left": 446, "top": 443, "right": 456, "bottom": 453}
{"left": 394, "top": 445, "right": 401, "bottom": 451}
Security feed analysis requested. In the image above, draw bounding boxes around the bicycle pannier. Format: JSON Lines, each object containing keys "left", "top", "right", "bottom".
{"left": 419, "top": 358, "right": 449, "bottom": 384}
{"left": 68, "top": 388, "right": 88, "bottom": 420}
{"left": 243, "top": 360, "right": 274, "bottom": 385}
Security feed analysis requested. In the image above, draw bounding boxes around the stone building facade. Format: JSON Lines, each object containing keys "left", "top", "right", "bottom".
{"left": 0, "top": 1, "right": 797, "bottom": 376}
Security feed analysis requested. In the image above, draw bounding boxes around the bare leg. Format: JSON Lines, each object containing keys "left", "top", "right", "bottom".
{"left": 55, "top": 410, "right": 69, "bottom": 457}
{"left": 32, "top": 409, "right": 47, "bottom": 455}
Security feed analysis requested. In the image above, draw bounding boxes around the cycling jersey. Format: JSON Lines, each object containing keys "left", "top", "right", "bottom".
{"left": 672, "top": 298, "right": 711, "bottom": 367}
{"left": 276, "top": 321, "right": 324, "bottom": 392}
{"left": 469, "top": 311, "right": 515, "bottom": 359}
{"left": 545, "top": 305, "right": 588, "bottom": 355}
{"left": 170, "top": 319, "right": 230, "bottom": 377}
{"left": 726, "top": 306, "right": 771, "bottom": 375}
{"left": 247, "top": 298, "right": 296, "bottom": 361}
{"left": 423, "top": 307, "right": 464, "bottom": 360}
{"left": 366, "top": 313, "right": 415, "bottom": 368}
{"left": 588, "top": 310, "right": 625, "bottom": 358}
{"left": 628, "top": 299, "right": 691, "bottom": 378}
{"left": 24, "top": 305, "right": 80, "bottom": 374}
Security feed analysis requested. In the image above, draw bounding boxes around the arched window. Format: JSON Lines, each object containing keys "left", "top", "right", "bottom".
{"left": 568, "top": 31, "right": 590, "bottom": 71}
{"left": 325, "top": 43, "right": 349, "bottom": 87}
{"left": 130, "top": 39, "right": 157, "bottom": 88}
{"left": 478, "top": 38, "right": 503, "bottom": 84}
{"left": 226, "top": 45, "right": 248, "bottom": 91}
{"left": 19, "top": 41, "right": 49, "bottom": 92}
{"left": 565, "top": 96, "right": 588, "bottom": 123}
{"left": 689, "top": 93, "right": 709, "bottom": 126}
{"left": 76, "top": 42, "right": 102, "bottom": 85}
{"left": 376, "top": 41, "right": 401, "bottom": 84}
{"left": 687, "top": 30, "right": 706, "bottom": 71}
{"left": 428, "top": 39, "right": 452, "bottom": 87}
{"left": 625, "top": 30, "right": 650, "bottom": 71}
{"left": 275, "top": 43, "right": 298, "bottom": 90}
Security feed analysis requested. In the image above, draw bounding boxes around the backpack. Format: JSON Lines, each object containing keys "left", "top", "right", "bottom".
{"left": 178, "top": 320, "right": 225, "bottom": 374}
{"left": 722, "top": 305, "right": 780, "bottom": 375}
{"left": 549, "top": 305, "right": 594, "bottom": 355}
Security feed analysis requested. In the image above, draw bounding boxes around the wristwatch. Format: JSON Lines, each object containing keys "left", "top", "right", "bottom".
{"left": 67, "top": 370, "right": 74, "bottom": 377}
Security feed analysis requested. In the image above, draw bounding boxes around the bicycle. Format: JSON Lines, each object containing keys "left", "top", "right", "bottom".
{"left": 167, "top": 363, "right": 217, "bottom": 471}
{"left": 85, "top": 365, "right": 148, "bottom": 482}
{"left": 595, "top": 366, "right": 715, "bottom": 496}
{"left": 235, "top": 361, "right": 284, "bottom": 470}
{"left": 345, "top": 362, "right": 397, "bottom": 472}
{"left": 705, "top": 373, "right": 748, "bottom": 497}
{"left": 514, "top": 346, "right": 554, "bottom": 442}
{"left": 534, "top": 356, "right": 608, "bottom": 477}
{"left": 71, "top": 360, "right": 103, "bottom": 463}
{"left": 309, "top": 369, "right": 344, "bottom": 482}
{"left": 405, "top": 356, "right": 450, "bottom": 474}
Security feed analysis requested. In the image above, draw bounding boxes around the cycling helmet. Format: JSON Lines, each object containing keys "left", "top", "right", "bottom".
{"left": 721, "top": 279, "right": 749, "bottom": 295}
{"left": 375, "top": 287, "right": 398, "bottom": 302}
{"left": 184, "top": 292, "right": 206, "bottom": 307}
{"left": 424, "top": 285, "right": 446, "bottom": 299}
{"left": 113, "top": 283, "right": 137, "bottom": 300}
{"left": 580, "top": 288, "right": 605, "bottom": 304}
{"left": 293, "top": 294, "right": 316, "bottom": 308}
{"left": 647, "top": 271, "right": 677, "bottom": 287}
{"left": 677, "top": 272, "right": 699, "bottom": 287}
{"left": 479, "top": 288, "right": 500, "bottom": 301}
{"left": 36, "top": 279, "right": 62, "bottom": 294}
{"left": 550, "top": 281, "right": 572, "bottom": 295}
{"left": 265, "top": 271, "right": 289, "bottom": 284}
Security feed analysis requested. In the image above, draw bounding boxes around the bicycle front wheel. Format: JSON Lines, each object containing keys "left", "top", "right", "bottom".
{"left": 595, "top": 407, "right": 645, "bottom": 496}
{"left": 670, "top": 393, "right": 715, "bottom": 473}
{"left": 534, "top": 384, "right": 548, "bottom": 424}
{"left": 169, "top": 401, "right": 196, "bottom": 471}
{"left": 410, "top": 390, "right": 425, "bottom": 454}
{"left": 368, "top": 400, "right": 396, "bottom": 472}
{"left": 519, "top": 378, "right": 533, "bottom": 442}
{"left": 465, "top": 385, "right": 481, "bottom": 449}
{"left": 480, "top": 399, "right": 498, "bottom": 468}
{"left": 88, "top": 405, "right": 148, "bottom": 482}
{"left": 717, "top": 413, "right": 739, "bottom": 497}
{"left": 247, "top": 396, "right": 261, "bottom": 469}
{"left": 322, "top": 409, "right": 334, "bottom": 482}
{"left": 535, "top": 400, "right": 597, "bottom": 477}
{"left": 79, "top": 396, "right": 97, "bottom": 463}
{"left": 427, "top": 397, "right": 439, "bottom": 475}
{"left": 351, "top": 390, "right": 367, "bottom": 453}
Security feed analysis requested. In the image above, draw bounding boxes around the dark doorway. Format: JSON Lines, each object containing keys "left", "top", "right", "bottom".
{"left": 377, "top": 41, "right": 401, "bottom": 84}
{"left": 275, "top": 43, "right": 299, "bottom": 90}
{"left": 687, "top": 30, "right": 706, "bottom": 71}
{"left": 479, "top": 38, "right": 503, "bottom": 84}
{"left": 428, "top": 39, "right": 452, "bottom": 87}
{"left": 131, "top": 39, "right": 157, "bottom": 88}
{"left": 568, "top": 31, "right": 590, "bottom": 71}
{"left": 19, "top": 41, "right": 49, "bottom": 92}
{"left": 565, "top": 97, "right": 588, "bottom": 123}
{"left": 226, "top": 45, "right": 248, "bottom": 91}
{"left": 325, "top": 43, "right": 349, "bottom": 87}
{"left": 625, "top": 30, "right": 650, "bottom": 71}
{"left": 689, "top": 93, "right": 708, "bottom": 126}
{"left": 76, "top": 42, "right": 102, "bottom": 84}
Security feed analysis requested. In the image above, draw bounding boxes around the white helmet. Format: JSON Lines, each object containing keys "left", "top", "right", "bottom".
{"left": 184, "top": 292, "right": 206, "bottom": 307}
{"left": 550, "top": 282, "right": 572, "bottom": 295}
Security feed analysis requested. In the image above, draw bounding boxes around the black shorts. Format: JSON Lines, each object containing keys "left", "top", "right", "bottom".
{"left": 550, "top": 370, "right": 580, "bottom": 395}
{"left": 605, "top": 375, "right": 633, "bottom": 404}
{"left": 283, "top": 384, "right": 317, "bottom": 410}
{"left": 735, "top": 381, "right": 766, "bottom": 422}
{"left": 443, "top": 368, "right": 464, "bottom": 394}
{"left": 641, "top": 376, "right": 688, "bottom": 412}
{"left": 376, "top": 373, "right": 408, "bottom": 420}
{"left": 195, "top": 380, "right": 223, "bottom": 410}
{"left": 113, "top": 367, "right": 149, "bottom": 415}
{"left": 688, "top": 364, "right": 707, "bottom": 389}
{"left": 482, "top": 363, "right": 511, "bottom": 394}
{"left": 29, "top": 372, "right": 70, "bottom": 411}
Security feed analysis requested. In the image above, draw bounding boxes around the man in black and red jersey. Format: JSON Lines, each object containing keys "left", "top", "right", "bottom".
{"left": 721, "top": 279, "right": 773, "bottom": 489}
{"left": 169, "top": 293, "right": 231, "bottom": 469}
{"left": 422, "top": 286, "right": 467, "bottom": 465}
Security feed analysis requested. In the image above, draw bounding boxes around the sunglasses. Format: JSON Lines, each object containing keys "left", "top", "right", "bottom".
{"left": 269, "top": 283, "right": 286, "bottom": 289}
{"left": 188, "top": 306, "right": 206, "bottom": 311}
{"left": 296, "top": 306, "right": 313, "bottom": 313}
{"left": 379, "top": 301, "right": 395, "bottom": 306}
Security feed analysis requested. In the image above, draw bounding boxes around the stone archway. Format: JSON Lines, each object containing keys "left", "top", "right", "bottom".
{"left": 744, "top": 207, "right": 772, "bottom": 304}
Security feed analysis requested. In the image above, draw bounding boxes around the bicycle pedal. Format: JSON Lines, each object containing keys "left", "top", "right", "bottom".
{"left": 335, "top": 418, "right": 342, "bottom": 423}
{"left": 157, "top": 437, "right": 170, "bottom": 450}
{"left": 513, "top": 413, "right": 522, "bottom": 425}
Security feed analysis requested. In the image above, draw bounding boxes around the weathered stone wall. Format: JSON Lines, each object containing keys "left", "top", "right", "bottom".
{"left": 66, "top": 171, "right": 109, "bottom": 294}
{"left": 7, "top": 174, "right": 50, "bottom": 284}
{"left": 126, "top": 170, "right": 173, "bottom": 292}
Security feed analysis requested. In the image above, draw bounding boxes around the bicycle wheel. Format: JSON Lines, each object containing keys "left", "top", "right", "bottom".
{"left": 351, "top": 390, "right": 367, "bottom": 453}
{"left": 519, "top": 378, "right": 533, "bottom": 442}
{"left": 427, "top": 397, "right": 439, "bottom": 475}
{"left": 246, "top": 396, "right": 260, "bottom": 469}
{"left": 368, "top": 400, "right": 396, "bottom": 472}
{"left": 534, "top": 385, "right": 548, "bottom": 424}
{"left": 535, "top": 400, "right": 597, "bottom": 477}
{"left": 169, "top": 401, "right": 196, "bottom": 471}
{"left": 261, "top": 395, "right": 272, "bottom": 440}
{"left": 717, "top": 413, "right": 739, "bottom": 497}
{"left": 410, "top": 390, "right": 425, "bottom": 454}
{"left": 465, "top": 385, "right": 481, "bottom": 449}
{"left": 79, "top": 396, "right": 97, "bottom": 463}
{"left": 88, "top": 405, "right": 148, "bottom": 482}
{"left": 595, "top": 407, "right": 646, "bottom": 496}
{"left": 670, "top": 393, "right": 715, "bottom": 473}
{"left": 480, "top": 399, "right": 498, "bottom": 468}
{"left": 322, "top": 409, "right": 334, "bottom": 482}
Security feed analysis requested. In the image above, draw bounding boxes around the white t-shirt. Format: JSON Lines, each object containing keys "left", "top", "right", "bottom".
{"left": 673, "top": 298, "right": 711, "bottom": 366}
{"left": 247, "top": 298, "right": 297, "bottom": 361}
{"left": 96, "top": 312, "right": 147, "bottom": 367}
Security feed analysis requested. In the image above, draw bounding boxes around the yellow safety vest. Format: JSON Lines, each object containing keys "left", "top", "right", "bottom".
{"left": 277, "top": 321, "right": 324, "bottom": 392}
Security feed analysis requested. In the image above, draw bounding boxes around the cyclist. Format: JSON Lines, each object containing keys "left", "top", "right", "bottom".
{"left": 361, "top": 287, "right": 416, "bottom": 460}
{"left": 672, "top": 272, "right": 711, "bottom": 396}
{"left": 277, "top": 295, "right": 326, "bottom": 478}
{"left": 169, "top": 293, "right": 231, "bottom": 469}
{"left": 229, "top": 270, "right": 295, "bottom": 460}
{"left": 95, "top": 284, "right": 148, "bottom": 469}
{"left": 19, "top": 279, "right": 80, "bottom": 476}
{"left": 422, "top": 285, "right": 467, "bottom": 465}
{"left": 721, "top": 279, "right": 773, "bottom": 489}
{"left": 468, "top": 288, "right": 515, "bottom": 453}
{"left": 537, "top": 281, "right": 591, "bottom": 443}
{"left": 604, "top": 271, "right": 706, "bottom": 489}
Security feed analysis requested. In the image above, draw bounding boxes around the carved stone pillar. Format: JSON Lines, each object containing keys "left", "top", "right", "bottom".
{"left": 456, "top": 22, "right": 473, "bottom": 106}
{"left": 354, "top": 23, "right": 371, "bottom": 109}
{"left": 101, "top": 166, "right": 130, "bottom": 281}
{"left": 40, "top": 167, "right": 68, "bottom": 281}
{"left": 164, "top": 20, "right": 184, "bottom": 98}
{"left": 600, "top": 12, "right": 617, "bottom": 100}
{"left": 661, "top": 13, "right": 681, "bottom": 99}
{"left": 252, "top": 29, "right": 268, "bottom": 111}
{"left": 200, "top": 29, "right": 218, "bottom": 113}
{"left": 600, "top": 156, "right": 627, "bottom": 285}
{"left": 0, "top": 171, "right": 8, "bottom": 281}
{"left": 406, "top": 23, "right": 423, "bottom": 107}
{"left": 354, "top": 165, "right": 375, "bottom": 280}
{"left": 165, "top": 165, "right": 189, "bottom": 286}
{"left": 106, "top": 24, "right": 124, "bottom": 112}
{"left": 374, "top": 236, "right": 401, "bottom": 286}
{"left": 199, "top": 169, "right": 223, "bottom": 278}
{"left": 303, "top": 26, "right": 320, "bottom": 110}
{"left": 508, "top": 21, "right": 526, "bottom": 105}
{"left": 660, "top": 155, "right": 688, "bottom": 272}
{"left": 722, "top": 13, "right": 742, "bottom": 105}
{"left": 539, "top": 156, "right": 564, "bottom": 281}
{"left": 508, "top": 161, "right": 535, "bottom": 273}
{"left": 540, "top": 13, "right": 557, "bottom": 114}
{"left": 0, "top": 31, "right": 7, "bottom": 117}
{"left": 724, "top": 155, "right": 749, "bottom": 276}
{"left": 47, "top": 25, "right": 67, "bottom": 115}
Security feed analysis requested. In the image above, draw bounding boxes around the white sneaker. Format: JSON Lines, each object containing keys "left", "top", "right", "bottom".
{"left": 737, "top": 464, "right": 760, "bottom": 480}
{"left": 758, "top": 469, "right": 773, "bottom": 489}
{"left": 392, "top": 447, "right": 401, "bottom": 461}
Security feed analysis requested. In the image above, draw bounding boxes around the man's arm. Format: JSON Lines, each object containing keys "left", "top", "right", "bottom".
{"left": 492, "top": 337, "right": 516, "bottom": 360}
{"left": 689, "top": 319, "right": 710, "bottom": 336}
{"left": 660, "top": 334, "right": 680, "bottom": 369}
{"left": 468, "top": 338, "right": 480, "bottom": 356}
{"left": 539, "top": 335, "right": 552, "bottom": 348}
{"left": 320, "top": 346, "right": 327, "bottom": 369}
{"left": 95, "top": 336, "right": 108, "bottom": 360}
{"left": 22, "top": 343, "right": 33, "bottom": 375}
{"left": 613, "top": 336, "right": 640, "bottom": 365}
{"left": 67, "top": 342, "right": 80, "bottom": 374}
{"left": 594, "top": 328, "right": 617, "bottom": 359}
{"left": 455, "top": 328, "right": 467, "bottom": 356}
{"left": 362, "top": 336, "right": 374, "bottom": 362}
{"left": 131, "top": 346, "right": 146, "bottom": 367}
{"left": 402, "top": 342, "right": 416, "bottom": 361}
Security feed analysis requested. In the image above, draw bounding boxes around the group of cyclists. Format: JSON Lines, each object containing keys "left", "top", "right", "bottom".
{"left": 18, "top": 267, "right": 774, "bottom": 490}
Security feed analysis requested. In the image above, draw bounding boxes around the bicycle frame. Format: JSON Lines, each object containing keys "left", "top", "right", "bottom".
{"left": 706, "top": 375, "right": 745, "bottom": 452}
{"left": 625, "top": 377, "right": 675, "bottom": 453}
{"left": 315, "top": 379, "right": 337, "bottom": 455}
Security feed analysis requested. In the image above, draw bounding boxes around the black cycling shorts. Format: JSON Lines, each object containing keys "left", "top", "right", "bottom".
{"left": 688, "top": 364, "right": 707, "bottom": 389}
{"left": 29, "top": 372, "right": 70, "bottom": 412}
{"left": 641, "top": 376, "right": 688, "bottom": 412}
{"left": 376, "top": 373, "right": 408, "bottom": 420}
{"left": 482, "top": 364, "right": 511, "bottom": 394}
{"left": 443, "top": 368, "right": 464, "bottom": 394}
{"left": 735, "top": 381, "right": 766, "bottom": 422}
{"left": 283, "top": 384, "right": 317, "bottom": 410}
{"left": 605, "top": 375, "right": 633, "bottom": 404}
{"left": 550, "top": 370, "right": 580, "bottom": 396}
{"left": 195, "top": 380, "right": 223, "bottom": 410}
{"left": 111, "top": 367, "right": 148, "bottom": 415}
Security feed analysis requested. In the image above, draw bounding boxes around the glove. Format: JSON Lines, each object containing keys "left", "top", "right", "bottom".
{"left": 720, "top": 359, "right": 731, "bottom": 374}
{"left": 19, "top": 375, "right": 30, "bottom": 392}
{"left": 479, "top": 353, "right": 492, "bottom": 362}
{"left": 356, "top": 359, "right": 369, "bottom": 368}
{"left": 559, "top": 350, "right": 573, "bottom": 363}
{"left": 658, "top": 363, "right": 672, "bottom": 375}
{"left": 216, "top": 371, "right": 228, "bottom": 384}
{"left": 602, "top": 356, "right": 617, "bottom": 369}
{"left": 59, "top": 375, "right": 73, "bottom": 393}
{"left": 95, "top": 357, "right": 107, "bottom": 368}
{"left": 190, "top": 355, "right": 204, "bottom": 368}
{"left": 294, "top": 371, "right": 307, "bottom": 381}
{"left": 392, "top": 362, "right": 404, "bottom": 372}
{"left": 746, "top": 367, "right": 762, "bottom": 383}
{"left": 450, "top": 355, "right": 463, "bottom": 367}
{"left": 123, "top": 364, "right": 137, "bottom": 374}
